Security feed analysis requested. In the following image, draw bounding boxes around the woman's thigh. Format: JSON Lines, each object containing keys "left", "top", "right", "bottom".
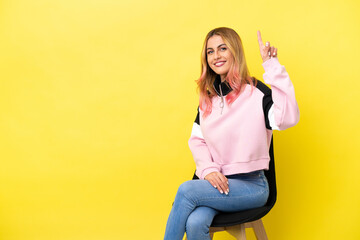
{"left": 178, "top": 171, "right": 269, "bottom": 212}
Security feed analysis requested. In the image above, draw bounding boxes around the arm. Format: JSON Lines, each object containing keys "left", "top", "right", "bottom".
{"left": 188, "top": 107, "right": 229, "bottom": 194}
{"left": 188, "top": 107, "right": 220, "bottom": 179}
{"left": 257, "top": 30, "right": 300, "bottom": 130}
{"left": 263, "top": 58, "right": 300, "bottom": 130}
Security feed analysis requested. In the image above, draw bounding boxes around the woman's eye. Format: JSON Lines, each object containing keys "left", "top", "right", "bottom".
{"left": 220, "top": 47, "right": 227, "bottom": 51}
{"left": 207, "top": 51, "right": 213, "bottom": 54}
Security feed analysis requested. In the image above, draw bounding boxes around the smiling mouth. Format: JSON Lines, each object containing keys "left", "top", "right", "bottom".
{"left": 214, "top": 61, "right": 226, "bottom": 67}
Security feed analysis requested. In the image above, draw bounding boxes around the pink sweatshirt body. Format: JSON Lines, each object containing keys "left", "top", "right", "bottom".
{"left": 188, "top": 58, "right": 300, "bottom": 179}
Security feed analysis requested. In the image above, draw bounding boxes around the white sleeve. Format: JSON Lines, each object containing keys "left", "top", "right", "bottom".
{"left": 191, "top": 122, "right": 204, "bottom": 138}
{"left": 268, "top": 105, "right": 280, "bottom": 130}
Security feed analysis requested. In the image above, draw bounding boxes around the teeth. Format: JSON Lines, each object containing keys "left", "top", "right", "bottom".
{"left": 215, "top": 62, "right": 225, "bottom": 66}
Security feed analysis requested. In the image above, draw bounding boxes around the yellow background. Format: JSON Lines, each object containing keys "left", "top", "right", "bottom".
{"left": 0, "top": 0, "right": 359, "bottom": 239}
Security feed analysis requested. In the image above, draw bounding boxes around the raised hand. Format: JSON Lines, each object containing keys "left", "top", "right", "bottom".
{"left": 257, "top": 30, "right": 277, "bottom": 63}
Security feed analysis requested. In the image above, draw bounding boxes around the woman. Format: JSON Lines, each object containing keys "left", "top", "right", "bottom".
{"left": 164, "top": 27, "right": 299, "bottom": 240}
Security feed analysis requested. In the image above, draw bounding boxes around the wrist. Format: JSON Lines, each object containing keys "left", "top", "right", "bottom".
{"left": 262, "top": 57, "right": 270, "bottom": 63}
{"left": 201, "top": 168, "right": 220, "bottom": 180}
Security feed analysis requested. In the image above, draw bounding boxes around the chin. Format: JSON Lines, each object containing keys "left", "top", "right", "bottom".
{"left": 214, "top": 70, "right": 228, "bottom": 76}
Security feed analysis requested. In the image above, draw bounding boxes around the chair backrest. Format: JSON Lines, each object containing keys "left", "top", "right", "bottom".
{"left": 264, "top": 136, "right": 276, "bottom": 207}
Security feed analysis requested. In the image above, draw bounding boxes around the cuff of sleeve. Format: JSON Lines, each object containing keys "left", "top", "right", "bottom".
{"left": 200, "top": 168, "right": 220, "bottom": 180}
{"left": 262, "top": 57, "right": 280, "bottom": 71}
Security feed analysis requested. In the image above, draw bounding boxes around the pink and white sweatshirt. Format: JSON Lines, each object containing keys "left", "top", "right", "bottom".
{"left": 188, "top": 57, "right": 300, "bottom": 179}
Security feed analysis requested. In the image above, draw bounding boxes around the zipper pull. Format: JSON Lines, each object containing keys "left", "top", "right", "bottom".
{"left": 219, "top": 84, "right": 224, "bottom": 114}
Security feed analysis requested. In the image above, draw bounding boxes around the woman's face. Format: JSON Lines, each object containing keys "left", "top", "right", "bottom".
{"left": 206, "top": 35, "right": 234, "bottom": 81}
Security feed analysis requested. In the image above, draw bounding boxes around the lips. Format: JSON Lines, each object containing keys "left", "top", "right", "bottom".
{"left": 214, "top": 61, "right": 226, "bottom": 67}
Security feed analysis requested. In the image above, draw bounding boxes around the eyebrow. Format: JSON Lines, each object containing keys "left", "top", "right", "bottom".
{"left": 207, "top": 44, "right": 227, "bottom": 50}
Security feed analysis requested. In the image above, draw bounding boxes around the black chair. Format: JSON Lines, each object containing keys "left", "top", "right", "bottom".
{"left": 186, "top": 137, "right": 276, "bottom": 240}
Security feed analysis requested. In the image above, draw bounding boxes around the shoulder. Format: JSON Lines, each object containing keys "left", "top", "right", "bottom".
{"left": 252, "top": 78, "right": 271, "bottom": 96}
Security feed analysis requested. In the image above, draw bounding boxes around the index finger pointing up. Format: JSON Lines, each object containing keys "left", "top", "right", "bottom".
{"left": 257, "top": 30, "right": 264, "bottom": 47}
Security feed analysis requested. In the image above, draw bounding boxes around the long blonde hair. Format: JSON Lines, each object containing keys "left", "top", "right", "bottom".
{"left": 196, "top": 27, "right": 256, "bottom": 117}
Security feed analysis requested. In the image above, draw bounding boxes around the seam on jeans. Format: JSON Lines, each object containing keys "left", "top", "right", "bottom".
{"left": 196, "top": 187, "right": 269, "bottom": 203}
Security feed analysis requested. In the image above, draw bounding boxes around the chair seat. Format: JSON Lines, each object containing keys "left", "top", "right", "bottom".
{"left": 210, "top": 205, "right": 272, "bottom": 227}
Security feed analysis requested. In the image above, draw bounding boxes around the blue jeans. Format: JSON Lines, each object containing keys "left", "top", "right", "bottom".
{"left": 164, "top": 170, "right": 269, "bottom": 240}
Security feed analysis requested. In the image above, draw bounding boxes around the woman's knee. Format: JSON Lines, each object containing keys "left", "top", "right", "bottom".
{"left": 175, "top": 180, "right": 210, "bottom": 207}
{"left": 176, "top": 180, "right": 196, "bottom": 198}
{"left": 185, "top": 207, "right": 217, "bottom": 239}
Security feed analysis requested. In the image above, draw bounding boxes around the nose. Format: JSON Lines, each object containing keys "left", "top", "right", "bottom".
{"left": 214, "top": 50, "right": 220, "bottom": 59}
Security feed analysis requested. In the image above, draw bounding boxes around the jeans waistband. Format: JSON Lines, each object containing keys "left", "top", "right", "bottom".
{"left": 226, "top": 170, "right": 265, "bottom": 179}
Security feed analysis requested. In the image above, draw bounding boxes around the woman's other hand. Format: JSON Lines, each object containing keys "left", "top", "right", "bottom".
{"left": 257, "top": 30, "right": 277, "bottom": 63}
{"left": 204, "top": 172, "right": 229, "bottom": 195}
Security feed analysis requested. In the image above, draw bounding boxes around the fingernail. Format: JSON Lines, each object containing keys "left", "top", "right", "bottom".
{"left": 225, "top": 191, "right": 228, "bottom": 195}
{"left": 266, "top": 42, "right": 269, "bottom": 46}
{"left": 214, "top": 185, "right": 217, "bottom": 188}
{"left": 220, "top": 190, "right": 223, "bottom": 194}
{"left": 268, "top": 52, "right": 271, "bottom": 56}
{"left": 273, "top": 52, "right": 276, "bottom": 56}
{"left": 227, "top": 189, "right": 229, "bottom": 192}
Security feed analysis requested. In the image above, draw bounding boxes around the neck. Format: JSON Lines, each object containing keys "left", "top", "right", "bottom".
{"left": 220, "top": 74, "right": 226, "bottom": 82}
